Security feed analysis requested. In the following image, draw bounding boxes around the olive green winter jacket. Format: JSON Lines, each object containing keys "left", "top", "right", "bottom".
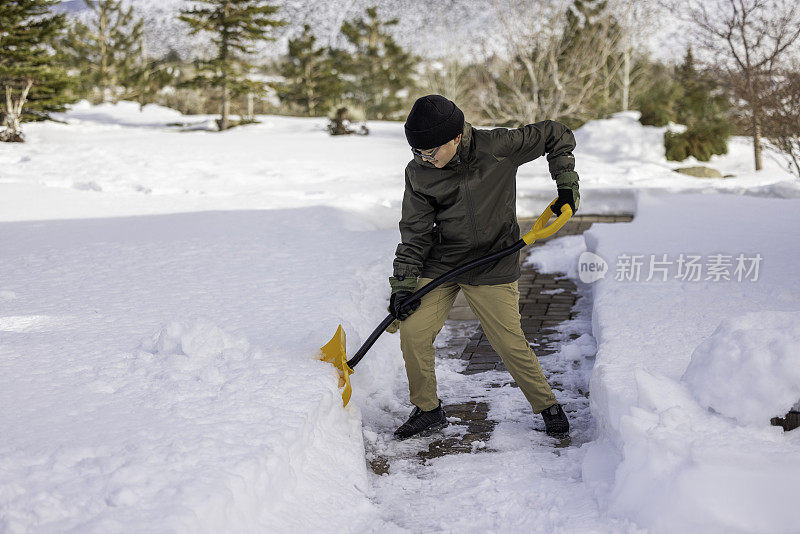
{"left": 393, "top": 120, "right": 578, "bottom": 285}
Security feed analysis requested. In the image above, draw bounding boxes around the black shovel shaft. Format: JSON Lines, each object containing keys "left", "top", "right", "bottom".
{"left": 346, "top": 239, "right": 526, "bottom": 369}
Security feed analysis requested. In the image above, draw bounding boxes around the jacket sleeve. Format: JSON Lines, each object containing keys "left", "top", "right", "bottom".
{"left": 393, "top": 166, "right": 436, "bottom": 278}
{"left": 490, "top": 120, "right": 576, "bottom": 179}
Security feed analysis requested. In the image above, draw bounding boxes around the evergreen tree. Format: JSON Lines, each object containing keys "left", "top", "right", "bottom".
{"left": 179, "top": 0, "right": 285, "bottom": 131}
{"left": 61, "top": 0, "right": 144, "bottom": 102}
{"left": 278, "top": 24, "right": 342, "bottom": 116}
{"left": 561, "top": 0, "right": 623, "bottom": 119}
{"left": 0, "top": 0, "right": 75, "bottom": 142}
{"left": 636, "top": 60, "right": 682, "bottom": 127}
{"left": 562, "top": 1, "right": 614, "bottom": 52}
{"left": 339, "top": 6, "right": 415, "bottom": 120}
{"left": 128, "top": 42, "right": 180, "bottom": 110}
{"left": 677, "top": 45, "right": 696, "bottom": 85}
{"left": 664, "top": 46, "right": 731, "bottom": 162}
{"left": 674, "top": 46, "right": 728, "bottom": 127}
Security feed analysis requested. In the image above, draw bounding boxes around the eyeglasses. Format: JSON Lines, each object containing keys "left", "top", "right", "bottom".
{"left": 412, "top": 145, "right": 441, "bottom": 161}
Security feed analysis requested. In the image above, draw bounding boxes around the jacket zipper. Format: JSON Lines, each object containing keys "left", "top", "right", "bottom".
{"left": 461, "top": 162, "right": 480, "bottom": 285}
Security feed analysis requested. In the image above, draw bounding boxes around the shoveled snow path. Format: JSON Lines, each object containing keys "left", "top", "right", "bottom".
{"left": 361, "top": 271, "right": 638, "bottom": 533}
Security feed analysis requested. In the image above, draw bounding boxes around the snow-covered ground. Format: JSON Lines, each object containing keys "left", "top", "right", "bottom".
{"left": 0, "top": 207, "right": 403, "bottom": 532}
{"left": 1, "top": 102, "right": 798, "bottom": 532}
{"left": 578, "top": 192, "right": 800, "bottom": 534}
{"left": 3, "top": 102, "right": 798, "bottom": 224}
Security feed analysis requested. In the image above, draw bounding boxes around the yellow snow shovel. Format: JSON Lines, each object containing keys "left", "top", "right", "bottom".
{"left": 321, "top": 198, "right": 573, "bottom": 406}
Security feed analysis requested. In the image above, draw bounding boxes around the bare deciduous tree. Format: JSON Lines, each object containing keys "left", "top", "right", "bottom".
{"left": 679, "top": 0, "right": 800, "bottom": 171}
{"left": 613, "top": 0, "right": 662, "bottom": 111}
{"left": 419, "top": 60, "right": 471, "bottom": 107}
{"left": 763, "top": 68, "right": 800, "bottom": 177}
{"left": 416, "top": 58, "right": 484, "bottom": 120}
{"left": 476, "top": 0, "right": 625, "bottom": 126}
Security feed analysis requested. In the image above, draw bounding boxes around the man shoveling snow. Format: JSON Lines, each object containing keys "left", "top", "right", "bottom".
{"left": 388, "top": 95, "right": 580, "bottom": 440}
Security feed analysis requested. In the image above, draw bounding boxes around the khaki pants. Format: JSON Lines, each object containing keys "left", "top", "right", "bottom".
{"left": 399, "top": 277, "right": 558, "bottom": 413}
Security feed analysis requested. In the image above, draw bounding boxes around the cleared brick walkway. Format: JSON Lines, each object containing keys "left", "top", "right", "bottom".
{"left": 459, "top": 214, "right": 633, "bottom": 373}
{"left": 424, "top": 214, "right": 633, "bottom": 459}
{"left": 369, "top": 214, "right": 634, "bottom": 471}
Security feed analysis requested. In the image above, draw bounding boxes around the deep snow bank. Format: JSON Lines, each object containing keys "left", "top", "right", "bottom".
{"left": 582, "top": 192, "right": 800, "bottom": 533}
{"left": 0, "top": 207, "right": 403, "bottom": 532}
{"left": 683, "top": 311, "right": 800, "bottom": 427}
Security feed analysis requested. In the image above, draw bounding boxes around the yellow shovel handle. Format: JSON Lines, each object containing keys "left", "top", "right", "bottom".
{"left": 521, "top": 198, "right": 573, "bottom": 245}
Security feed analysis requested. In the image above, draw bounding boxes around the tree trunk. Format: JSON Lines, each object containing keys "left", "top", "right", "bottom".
{"left": 221, "top": 85, "right": 230, "bottom": 131}
{"left": 100, "top": 5, "right": 109, "bottom": 102}
{"left": 621, "top": 46, "right": 630, "bottom": 112}
{"left": 2, "top": 111, "right": 23, "bottom": 142}
{"left": 304, "top": 62, "right": 314, "bottom": 116}
{"left": 247, "top": 93, "right": 254, "bottom": 120}
{"left": 139, "top": 36, "right": 148, "bottom": 111}
{"left": 753, "top": 114, "right": 763, "bottom": 171}
{"left": 219, "top": 16, "right": 230, "bottom": 132}
{"left": 2, "top": 80, "right": 33, "bottom": 143}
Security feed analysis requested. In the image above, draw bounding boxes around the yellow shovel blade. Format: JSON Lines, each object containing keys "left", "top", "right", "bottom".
{"left": 320, "top": 325, "right": 354, "bottom": 407}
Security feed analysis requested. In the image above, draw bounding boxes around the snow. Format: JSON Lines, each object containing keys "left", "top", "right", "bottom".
{"left": 4, "top": 104, "right": 799, "bottom": 224}
{"left": 0, "top": 207, "right": 399, "bottom": 531}
{"left": 2, "top": 101, "right": 799, "bottom": 532}
{"left": 581, "top": 192, "right": 800, "bottom": 533}
{"left": 518, "top": 111, "right": 800, "bottom": 216}
{"left": 524, "top": 234, "right": 587, "bottom": 279}
{"left": 682, "top": 311, "right": 800, "bottom": 427}
{"left": 62, "top": 100, "right": 187, "bottom": 127}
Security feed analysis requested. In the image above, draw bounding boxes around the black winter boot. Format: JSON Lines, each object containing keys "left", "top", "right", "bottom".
{"left": 394, "top": 400, "right": 448, "bottom": 440}
{"left": 541, "top": 404, "right": 570, "bottom": 436}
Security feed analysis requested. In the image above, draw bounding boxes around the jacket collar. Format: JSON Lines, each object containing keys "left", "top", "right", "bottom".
{"left": 412, "top": 121, "right": 474, "bottom": 169}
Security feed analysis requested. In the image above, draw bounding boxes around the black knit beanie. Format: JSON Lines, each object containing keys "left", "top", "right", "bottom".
{"left": 404, "top": 95, "right": 465, "bottom": 149}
